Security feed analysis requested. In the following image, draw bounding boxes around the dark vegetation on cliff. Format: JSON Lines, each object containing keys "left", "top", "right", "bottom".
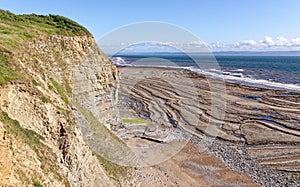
{"left": 0, "top": 9, "right": 91, "bottom": 86}
{"left": 0, "top": 10, "right": 90, "bottom": 36}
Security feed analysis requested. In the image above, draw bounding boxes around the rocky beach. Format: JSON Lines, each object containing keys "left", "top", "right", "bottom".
{"left": 115, "top": 66, "right": 300, "bottom": 186}
{"left": 1, "top": 7, "right": 300, "bottom": 186}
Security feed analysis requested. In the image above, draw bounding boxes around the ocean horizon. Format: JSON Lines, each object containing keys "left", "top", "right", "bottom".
{"left": 111, "top": 52, "right": 300, "bottom": 92}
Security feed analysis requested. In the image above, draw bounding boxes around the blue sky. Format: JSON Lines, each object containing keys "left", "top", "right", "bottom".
{"left": 1, "top": 0, "right": 300, "bottom": 51}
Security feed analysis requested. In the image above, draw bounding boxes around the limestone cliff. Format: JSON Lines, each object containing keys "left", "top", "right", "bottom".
{"left": 0, "top": 10, "right": 122, "bottom": 186}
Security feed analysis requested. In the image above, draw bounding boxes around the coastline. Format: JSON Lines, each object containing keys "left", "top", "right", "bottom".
{"left": 115, "top": 64, "right": 300, "bottom": 93}
{"left": 116, "top": 66, "right": 300, "bottom": 186}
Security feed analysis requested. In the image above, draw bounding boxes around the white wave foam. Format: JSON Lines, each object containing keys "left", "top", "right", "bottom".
{"left": 109, "top": 60, "right": 300, "bottom": 92}
{"left": 111, "top": 57, "right": 128, "bottom": 65}
{"left": 188, "top": 67, "right": 300, "bottom": 92}
{"left": 230, "top": 73, "right": 244, "bottom": 77}
{"left": 232, "top": 69, "right": 245, "bottom": 72}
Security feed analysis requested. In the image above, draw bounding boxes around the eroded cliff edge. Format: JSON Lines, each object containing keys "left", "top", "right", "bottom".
{"left": 0, "top": 10, "right": 122, "bottom": 186}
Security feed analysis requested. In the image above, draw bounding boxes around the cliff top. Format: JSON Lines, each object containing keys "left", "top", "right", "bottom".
{"left": 0, "top": 9, "right": 90, "bottom": 36}
{"left": 0, "top": 9, "right": 93, "bottom": 86}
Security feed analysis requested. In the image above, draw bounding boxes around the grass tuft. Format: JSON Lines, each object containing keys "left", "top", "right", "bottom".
{"left": 0, "top": 53, "right": 19, "bottom": 85}
{"left": 63, "top": 76, "right": 72, "bottom": 94}
{"left": 49, "top": 78, "right": 68, "bottom": 104}
{"left": 47, "top": 84, "right": 53, "bottom": 90}
{"left": 122, "top": 117, "right": 147, "bottom": 124}
{"left": 92, "top": 151, "right": 128, "bottom": 181}
{"left": 33, "top": 180, "right": 43, "bottom": 187}
{"left": 1, "top": 111, "right": 44, "bottom": 145}
{"left": 32, "top": 79, "right": 39, "bottom": 86}
{"left": 41, "top": 96, "right": 49, "bottom": 103}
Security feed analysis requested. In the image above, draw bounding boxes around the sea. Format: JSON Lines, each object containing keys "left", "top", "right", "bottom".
{"left": 110, "top": 51, "right": 300, "bottom": 92}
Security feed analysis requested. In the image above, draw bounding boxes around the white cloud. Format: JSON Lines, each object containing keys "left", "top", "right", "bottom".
{"left": 209, "top": 36, "right": 300, "bottom": 51}
{"left": 263, "top": 36, "right": 274, "bottom": 45}
{"left": 241, "top": 40, "right": 257, "bottom": 46}
{"left": 276, "top": 36, "right": 288, "bottom": 45}
{"left": 100, "top": 36, "right": 300, "bottom": 54}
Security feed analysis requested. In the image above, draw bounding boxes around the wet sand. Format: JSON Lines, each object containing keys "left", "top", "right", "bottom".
{"left": 116, "top": 66, "right": 300, "bottom": 186}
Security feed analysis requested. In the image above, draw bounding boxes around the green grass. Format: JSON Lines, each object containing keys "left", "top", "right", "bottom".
{"left": 63, "top": 77, "right": 72, "bottom": 94}
{"left": 65, "top": 84, "right": 72, "bottom": 94}
{"left": 32, "top": 79, "right": 39, "bottom": 86}
{"left": 0, "top": 53, "right": 19, "bottom": 85}
{"left": 1, "top": 111, "right": 44, "bottom": 145}
{"left": 74, "top": 102, "right": 134, "bottom": 179}
{"left": 74, "top": 102, "right": 125, "bottom": 145}
{"left": 0, "top": 9, "right": 91, "bottom": 57}
{"left": 47, "top": 84, "right": 53, "bottom": 90}
{"left": 49, "top": 78, "right": 68, "bottom": 104}
{"left": 0, "top": 9, "right": 91, "bottom": 86}
{"left": 22, "top": 31, "right": 34, "bottom": 39}
{"left": 93, "top": 151, "right": 128, "bottom": 181}
{"left": 33, "top": 180, "right": 43, "bottom": 187}
{"left": 0, "top": 10, "right": 90, "bottom": 36}
{"left": 122, "top": 117, "right": 147, "bottom": 124}
{"left": 41, "top": 96, "right": 49, "bottom": 103}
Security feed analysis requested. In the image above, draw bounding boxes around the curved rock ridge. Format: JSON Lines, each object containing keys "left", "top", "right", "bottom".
{"left": 116, "top": 66, "right": 300, "bottom": 186}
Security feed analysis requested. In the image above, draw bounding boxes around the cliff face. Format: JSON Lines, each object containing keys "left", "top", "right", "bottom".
{"left": 0, "top": 11, "right": 121, "bottom": 187}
